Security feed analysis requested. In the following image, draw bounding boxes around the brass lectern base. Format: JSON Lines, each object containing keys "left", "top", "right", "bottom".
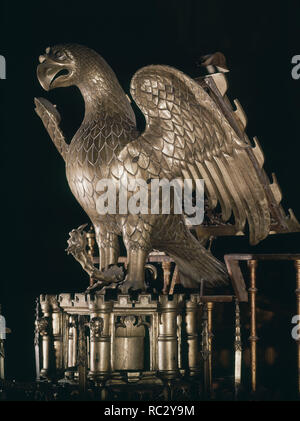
{"left": 35, "top": 292, "right": 219, "bottom": 397}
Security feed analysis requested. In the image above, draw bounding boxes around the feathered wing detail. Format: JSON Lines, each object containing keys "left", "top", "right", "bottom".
{"left": 34, "top": 97, "right": 69, "bottom": 160}
{"left": 124, "top": 65, "right": 270, "bottom": 246}
{"left": 156, "top": 219, "right": 229, "bottom": 288}
{"left": 113, "top": 65, "right": 274, "bottom": 288}
{"left": 36, "top": 44, "right": 300, "bottom": 292}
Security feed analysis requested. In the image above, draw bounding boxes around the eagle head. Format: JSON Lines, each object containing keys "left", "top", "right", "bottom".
{"left": 37, "top": 43, "right": 110, "bottom": 91}
{"left": 37, "top": 44, "right": 80, "bottom": 91}
{"left": 37, "top": 43, "right": 136, "bottom": 124}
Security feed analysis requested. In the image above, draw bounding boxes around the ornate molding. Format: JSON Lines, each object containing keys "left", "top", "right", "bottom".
{"left": 37, "top": 317, "right": 50, "bottom": 336}
{"left": 89, "top": 317, "right": 104, "bottom": 341}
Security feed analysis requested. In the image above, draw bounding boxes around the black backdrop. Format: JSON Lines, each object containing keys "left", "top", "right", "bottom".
{"left": 0, "top": 0, "right": 300, "bottom": 381}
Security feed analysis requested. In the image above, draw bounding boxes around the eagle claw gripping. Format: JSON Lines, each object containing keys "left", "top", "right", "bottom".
{"left": 66, "top": 224, "right": 124, "bottom": 290}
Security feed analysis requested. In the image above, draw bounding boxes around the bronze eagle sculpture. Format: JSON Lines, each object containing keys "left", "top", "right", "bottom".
{"left": 35, "top": 44, "right": 299, "bottom": 293}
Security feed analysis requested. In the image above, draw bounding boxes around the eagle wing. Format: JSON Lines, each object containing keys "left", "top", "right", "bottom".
{"left": 115, "top": 65, "right": 271, "bottom": 245}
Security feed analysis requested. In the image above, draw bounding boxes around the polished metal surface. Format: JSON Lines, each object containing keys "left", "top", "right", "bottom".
{"left": 248, "top": 260, "right": 258, "bottom": 393}
{"left": 37, "top": 292, "right": 239, "bottom": 389}
{"left": 114, "top": 315, "right": 147, "bottom": 371}
{"left": 234, "top": 298, "right": 242, "bottom": 398}
{"left": 35, "top": 44, "right": 300, "bottom": 293}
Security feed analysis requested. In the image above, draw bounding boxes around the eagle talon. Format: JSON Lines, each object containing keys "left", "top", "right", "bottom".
{"left": 86, "top": 281, "right": 106, "bottom": 293}
{"left": 66, "top": 225, "right": 124, "bottom": 288}
{"left": 118, "top": 275, "right": 146, "bottom": 294}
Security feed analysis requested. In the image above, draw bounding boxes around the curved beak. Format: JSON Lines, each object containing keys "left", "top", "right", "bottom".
{"left": 37, "top": 61, "right": 58, "bottom": 91}
{"left": 37, "top": 60, "right": 72, "bottom": 91}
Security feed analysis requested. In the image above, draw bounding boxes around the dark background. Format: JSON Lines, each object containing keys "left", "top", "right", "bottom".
{"left": 0, "top": 0, "right": 300, "bottom": 389}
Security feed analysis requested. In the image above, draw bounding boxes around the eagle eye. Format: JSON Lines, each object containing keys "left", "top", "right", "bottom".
{"left": 55, "top": 51, "right": 67, "bottom": 61}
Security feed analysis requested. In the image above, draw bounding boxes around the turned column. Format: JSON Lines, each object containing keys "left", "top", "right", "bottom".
{"left": 51, "top": 297, "right": 63, "bottom": 375}
{"left": 248, "top": 260, "right": 258, "bottom": 393}
{"left": 39, "top": 295, "right": 52, "bottom": 379}
{"left": 88, "top": 293, "right": 113, "bottom": 382}
{"left": 201, "top": 302, "right": 213, "bottom": 397}
{"left": 158, "top": 294, "right": 183, "bottom": 379}
{"left": 185, "top": 295, "right": 201, "bottom": 376}
{"left": 67, "top": 315, "right": 77, "bottom": 369}
{"left": 86, "top": 226, "right": 96, "bottom": 287}
{"left": 234, "top": 298, "right": 242, "bottom": 398}
{"left": 207, "top": 301, "right": 213, "bottom": 393}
